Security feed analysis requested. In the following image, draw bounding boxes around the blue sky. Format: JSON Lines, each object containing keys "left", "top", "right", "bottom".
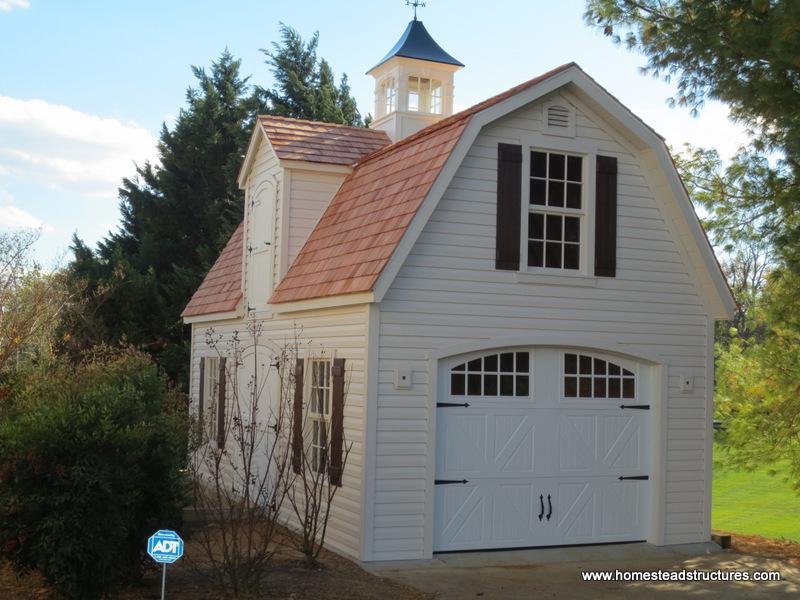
{"left": 0, "top": 0, "right": 748, "bottom": 264}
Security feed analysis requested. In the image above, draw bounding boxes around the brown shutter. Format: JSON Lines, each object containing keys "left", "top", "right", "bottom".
{"left": 216, "top": 357, "right": 227, "bottom": 447}
{"left": 495, "top": 143, "right": 522, "bottom": 270}
{"left": 594, "top": 155, "right": 618, "bottom": 277}
{"left": 198, "top": 357, "right": 206, "bottom": 436}
{"left": 329, "top": 358, "right": 346, "bottom": 486}
{"left": 292, "top": 359, "right": 304, "bottom": 474}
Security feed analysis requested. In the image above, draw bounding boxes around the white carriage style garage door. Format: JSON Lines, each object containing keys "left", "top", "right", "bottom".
{"left": 434, "top": 348, "right": 651, "bottom": 552}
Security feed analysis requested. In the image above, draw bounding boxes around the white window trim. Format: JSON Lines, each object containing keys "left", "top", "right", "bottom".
{"left": 447, "top": 349, "right": 533, "bottom": 399}
{"left": 381, "top": 77, "right": 397, "bottom": 117}
{"left": 558, "top": 350, "right": 639, "bottom": 402}
{"left": 306, "top": 355, "right": 334, "bottom": 474}
{"left": 203, "top": 356, "right": 220, "bottom": 443}
{"left": 518, "top": 134, "right": 599, "bottom": 281}
{"left": 407, "top": 75, "right": 443, "bottom": 115}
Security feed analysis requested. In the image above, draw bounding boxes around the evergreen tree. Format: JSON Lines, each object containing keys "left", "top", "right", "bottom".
{"left": 257, "top": 23, "right": 366, "bottom": 126}
{"left": 586, "top": 1, "right": 800, "bottom": 485}
{"left": 585, "top": 0, "right": 800, "bottom": 269}
{"left": 67, "top": 50, "right": 256, "bottom": 387}
{"left": 66, "top": 29, "right": 367, "bottom": 388}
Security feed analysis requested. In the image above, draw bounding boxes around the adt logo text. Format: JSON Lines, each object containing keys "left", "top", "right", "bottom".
{"left": 147, "top": 530, "right": 184, "bottom": 564}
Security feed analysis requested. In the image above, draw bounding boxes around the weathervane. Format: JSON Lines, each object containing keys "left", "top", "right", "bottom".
{"left": 406, "top": 0, "right": 425, "bottom": 20}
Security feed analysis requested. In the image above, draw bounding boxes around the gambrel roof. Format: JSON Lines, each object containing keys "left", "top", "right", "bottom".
{"left": 269, "top": 64, "right": 576, "bottom": 304}
{"left": 187, "top": 63, "right": 735, "bottom": 320}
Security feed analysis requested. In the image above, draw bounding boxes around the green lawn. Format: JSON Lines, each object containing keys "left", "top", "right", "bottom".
{"left": 713, "top": 454, "right": 800, "bottom": 542}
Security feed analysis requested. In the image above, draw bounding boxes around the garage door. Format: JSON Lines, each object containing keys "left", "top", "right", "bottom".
{"left": 434, "top": 348, "right": 650, "bottom": 552}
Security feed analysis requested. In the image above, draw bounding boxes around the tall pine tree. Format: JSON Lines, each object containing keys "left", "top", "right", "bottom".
{"left": 257, "top": 23, "right": 366, "bottom": 126}
{"left": 66, "top": 29, "right": 365, "bottom": 388}
{"left": 68, "top": 50, "right": 255, "bottom": 386}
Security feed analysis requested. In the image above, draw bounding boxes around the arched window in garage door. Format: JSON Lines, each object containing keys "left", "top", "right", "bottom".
{"left": 450, "top": 351, "right": 530, "bottom": 397}
{"left": 563, "top": 352, "right": 635, "bottom": 399}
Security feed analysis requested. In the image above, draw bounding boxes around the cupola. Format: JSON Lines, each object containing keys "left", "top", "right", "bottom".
{"left": 367, "top": 11, "right": 463, "bottom": 142}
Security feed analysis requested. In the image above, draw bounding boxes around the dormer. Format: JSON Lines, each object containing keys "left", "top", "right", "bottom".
{"left": 368, "top": 19, "right": 463, "bottom": 142}
{"left": 231, "top": 116, "right": 391, "bottom": 315}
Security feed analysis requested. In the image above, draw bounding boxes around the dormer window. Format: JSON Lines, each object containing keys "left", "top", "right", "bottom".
{"left": 407, "top": 76, "right": 443, "bottom": 114}
{"left": 380, "top": 77, "right": 397, "bottom": 117}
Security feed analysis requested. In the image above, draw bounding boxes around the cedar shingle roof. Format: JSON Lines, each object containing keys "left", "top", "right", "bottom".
{"left": 184, "top": 64, "right": 577, "bottom": 316}
{"left": 181, "top": 222, "right": 244, "bottom": 318}
{"left": 259, "top": 115, "right": 391, "bottom": 165}
{"left": 269, "top": 63, "right": 576, "bottom": 304}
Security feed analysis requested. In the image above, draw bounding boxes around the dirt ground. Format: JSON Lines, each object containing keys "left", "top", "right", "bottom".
{"left": 0, "top": 530, "right": 431, "bottom": 600}
{"left": 714, "top": 530, "right": 800, "bottom": 566}
{"left": 3, "top": 531, "right": 800, "bottom": 599}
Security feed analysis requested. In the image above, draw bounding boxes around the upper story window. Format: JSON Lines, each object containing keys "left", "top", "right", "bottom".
{"left": 563, "top": 352, "right": 635, "bottom": 399}
{"left": 380, "top": 77, "right": 397, "bottom": 117}
{"left": 527, "top": 150, "right": 584, "bottom": 270}
{"left": 407, "top": 76, "right": 443, "bottom": 114}
{"left": 450, "top": 351, "right": 530, "bottom": 397}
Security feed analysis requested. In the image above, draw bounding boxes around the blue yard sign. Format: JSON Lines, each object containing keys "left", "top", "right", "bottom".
{"left": 147, "top": 530, "right": 184, "bottom": 600}
{"left": 147, "top": 529, "right": 184, "bottom": 563}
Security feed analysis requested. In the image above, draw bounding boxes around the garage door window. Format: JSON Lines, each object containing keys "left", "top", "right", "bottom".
{"left": 563, "top": 352, "right": 635, "bottom": 399}
{"left": 450, "top": 352, "right": 530, "bottom": 397}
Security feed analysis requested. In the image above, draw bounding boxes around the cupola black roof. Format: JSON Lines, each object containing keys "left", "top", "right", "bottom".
{"left": 369, "top": 20, "right": 464, "bottom": 72}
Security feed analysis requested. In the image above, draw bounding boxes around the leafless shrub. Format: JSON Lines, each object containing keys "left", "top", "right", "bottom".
{"left": 189, "top": 320, "right": 351, "bottom": 595}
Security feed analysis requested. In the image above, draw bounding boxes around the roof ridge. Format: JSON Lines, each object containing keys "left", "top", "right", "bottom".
{"left": 258, "top": 114, "right": 385, "bottom": 134}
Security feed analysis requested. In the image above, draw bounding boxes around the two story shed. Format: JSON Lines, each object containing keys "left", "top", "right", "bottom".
{"left": 182, "top": 17, "right": 735, "bottom": 562}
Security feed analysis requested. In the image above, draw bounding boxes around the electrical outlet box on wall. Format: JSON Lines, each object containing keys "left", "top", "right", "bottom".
{"left": 394, "top": 368, "right": 412, "bottom": 390}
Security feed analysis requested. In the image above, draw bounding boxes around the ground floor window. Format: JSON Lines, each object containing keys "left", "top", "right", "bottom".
{"left": 309, "top": 359, "right": 331, "bottom": 474}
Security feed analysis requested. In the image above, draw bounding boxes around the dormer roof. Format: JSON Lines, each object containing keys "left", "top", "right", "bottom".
{"left": 369, "top": 20, "right": 464, "bottom": 73}
{"left": 258, "top": 115, "right": 391, "bottom": 165}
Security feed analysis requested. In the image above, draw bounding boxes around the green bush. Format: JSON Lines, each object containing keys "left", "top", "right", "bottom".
{"left": 0, "top": 348, "right": 190, "bottom": 599}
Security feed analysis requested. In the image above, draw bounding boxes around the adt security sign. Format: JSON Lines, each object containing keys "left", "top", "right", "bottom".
{"left": 148, "top": 530, "right": 183, "bottom": 600}
{"left": 147, "top": 530, "right": 184, "bottom": 563}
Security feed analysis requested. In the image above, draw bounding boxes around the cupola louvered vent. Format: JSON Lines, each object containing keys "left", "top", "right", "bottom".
{"left": 543, "top": 100, "right": 575, "bottom": 137}
{"left": 547, "top": 105, "right": 570, "bottom": 128}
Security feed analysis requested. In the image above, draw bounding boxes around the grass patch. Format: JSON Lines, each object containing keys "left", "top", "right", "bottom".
{"left": 713, "top": 449, "right": 800, "bottom": 542}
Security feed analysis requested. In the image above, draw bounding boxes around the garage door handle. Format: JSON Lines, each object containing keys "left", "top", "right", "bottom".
{"left": 618, "top": 475, "right": 649, "bottom": 481}
{"left": 620, "top": 404, "right": 650, "bottom": 410}
{"left": 435, "top": 479, "right": 468, "bottom": 485}
{"left": 538, "top": 495, "right": 544, "bottom": 521}
{"left": 546, "top": 494, "right": 552, "bottom": 521}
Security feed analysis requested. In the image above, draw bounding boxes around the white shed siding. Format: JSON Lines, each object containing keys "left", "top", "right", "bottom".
{"left": 244, "top": 138, "right": 282, "bottom": 308}
{"left": 286, "top": 169, "right": 346, "bottom": 268}
{"left": 369, "top": 96, "right": 712, "bottom": 560}
{"left": 189, "top": 304, "right": 370, "bottom": 559}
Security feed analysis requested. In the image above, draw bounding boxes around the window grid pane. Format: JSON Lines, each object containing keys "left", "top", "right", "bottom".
{"left": 450, "top": 352, "right": 531, "bottom": 397}
{"left": 562, "top": 352, "right": 635, "bottom": 399}
{"left": 528, "top": 150, "right": 583, "bottom": 271}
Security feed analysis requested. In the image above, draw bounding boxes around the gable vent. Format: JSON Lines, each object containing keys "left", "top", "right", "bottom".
{"left": 547, "top": 105, "right": 570, "bottom": 128}
{"left": 543, "top": 101, "right": 575, "bottom": 137}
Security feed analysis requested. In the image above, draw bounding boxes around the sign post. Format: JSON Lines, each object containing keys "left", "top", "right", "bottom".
{"left": 147, "top": 529, "right": 184, "bottom": 600}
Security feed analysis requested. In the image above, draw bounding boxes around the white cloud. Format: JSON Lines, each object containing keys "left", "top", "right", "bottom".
{"left": 0, "top": 96, "right": 158, "bottom": 198}
{"left": 0, "top": 0, "right": 30, "bottom": 13}
{"left": 0, "top": 205, "right": 54, "bottom": 232}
